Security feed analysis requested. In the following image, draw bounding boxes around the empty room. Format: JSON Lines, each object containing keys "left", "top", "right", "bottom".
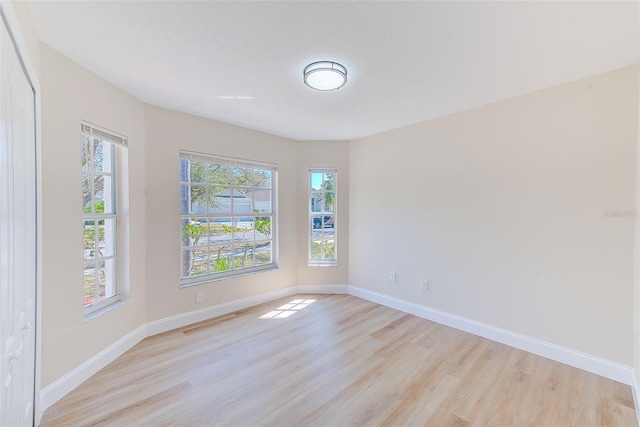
{"left": 1, "top": 1, "right": 640, "bottom": 425}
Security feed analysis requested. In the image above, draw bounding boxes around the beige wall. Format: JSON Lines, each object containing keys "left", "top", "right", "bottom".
{"left": 144, "top": 105, "right": 299, "bottom": 322}
{"left": 12, "top": 0, "right": 640, "bottom": 396}
{"left": 349, "top": 66, "right": 639, "bottom": 365}
{"left": 12, "top": 2, "right": 40, "bottom": 77}
{"left": 39, "top": 42, "right": 147, "bottom": 387}
{"left": 297, "top": 142, "right": 350, "bottom": 286}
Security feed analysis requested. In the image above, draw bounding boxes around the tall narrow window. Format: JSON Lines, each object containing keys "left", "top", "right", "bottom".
{"left": 179, "top": 151, "right": 277, "bottom": 285}
{"left": 309, "top": 169, "right": 337, "bottom": 266}
{"left": 81, "top": 123, "right": 126, "bottom": 313}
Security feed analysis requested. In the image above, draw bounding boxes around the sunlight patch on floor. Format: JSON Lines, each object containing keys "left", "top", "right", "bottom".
{"left": 259, "top": 299, "right": 316, "bottom": 319}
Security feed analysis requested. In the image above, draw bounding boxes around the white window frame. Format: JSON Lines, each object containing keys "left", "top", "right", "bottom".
{"left": 81, "top": 122, "right": 127, "bottom": 315}
{"left": 308, "top": 169, "right": 337, "bottom": 266}
{"left": 179, "top": 151, "right": 278, "bottom": 286}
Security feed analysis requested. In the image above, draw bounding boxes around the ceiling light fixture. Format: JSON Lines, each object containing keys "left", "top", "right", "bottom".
{"left": 303, "top": 61, "right": 347, "bottom": 91}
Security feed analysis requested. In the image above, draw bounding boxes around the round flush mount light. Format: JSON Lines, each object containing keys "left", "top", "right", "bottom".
{"left": 303, "top": 61, "right": 347, "bottom": 91}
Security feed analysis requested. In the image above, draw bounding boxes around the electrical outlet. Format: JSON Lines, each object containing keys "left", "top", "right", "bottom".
{"left": 389, "top": 272, "right": 396, "bottom": 284}
{"left": 196, "top": 291, "right": 204, "bottom": 304}
{"left": 422, "top": 280, "right": 429, "bottom": 291}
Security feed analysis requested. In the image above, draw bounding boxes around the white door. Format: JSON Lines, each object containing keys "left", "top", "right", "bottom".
{"left": 0, "top": 12, "right": 37, "bottom": 427}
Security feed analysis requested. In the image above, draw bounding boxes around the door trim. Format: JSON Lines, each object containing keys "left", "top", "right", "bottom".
{"left": 0, "top": 2, "right": 42, "bottom": 424}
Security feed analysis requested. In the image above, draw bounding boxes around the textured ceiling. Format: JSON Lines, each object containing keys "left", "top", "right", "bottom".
{"left": 29, "top": 1, "right": 640, "bottom": 141}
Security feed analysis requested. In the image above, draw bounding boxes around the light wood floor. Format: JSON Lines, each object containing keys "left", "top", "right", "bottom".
{"left": 41, "top": 294, "right": 637, "bottom": 426}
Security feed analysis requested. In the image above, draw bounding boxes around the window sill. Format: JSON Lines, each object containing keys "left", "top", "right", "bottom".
{"left": 84, "top": 299, "right": 127, "bottom": 321}
{"left": 180, "top": 265, "right": 278, "bottom": 288}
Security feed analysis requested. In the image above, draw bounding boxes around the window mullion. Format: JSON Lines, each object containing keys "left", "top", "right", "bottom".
{"left": 180, "top": 153, "right": 277, "bottom": 284}
{"left": 93, "top": 220, "right": 99, "bottom": 262}
{"left": 84, "top": 213, "right": 117, "bottom": 220}
{"left": 89, "top": 136, "right": 96, "bottom": 215}
{"left": 82, "top": 123, "right": 125, "bottom": 314}
{"left": 93, "top": 261, "right": 99, "bottom": 303}
{"left": 309, "top": 169, "right": 337, "bottom": 266}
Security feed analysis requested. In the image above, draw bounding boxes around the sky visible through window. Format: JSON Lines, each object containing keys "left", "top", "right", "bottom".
{"left": 311, "top": 173, "right": 323, "bottom": 190}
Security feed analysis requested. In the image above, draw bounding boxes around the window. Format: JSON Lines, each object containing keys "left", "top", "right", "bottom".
{"left": 81, "top": 123, "right": 127, "bottom": 313}
{"left": 179, "top": 151, "right": 277, "bottom": 285}
{"left": 309, "top": 169, "right": 337, "bottom": 265}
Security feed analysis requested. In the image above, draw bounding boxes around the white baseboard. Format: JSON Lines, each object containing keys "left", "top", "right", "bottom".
{"left": 40, "top": 324, "right": 147, "bottom": 412}
{"left": 40, "top": 284, "right": 637, "bottom": 420}
{"left": 297, "top": 284, "right": 349, "bottom": 294}
{"left": 146, "top": 285, "right": 298, "bottom": 336}
{"left": 349, "top": 286, "right": 634, "bottom": 385}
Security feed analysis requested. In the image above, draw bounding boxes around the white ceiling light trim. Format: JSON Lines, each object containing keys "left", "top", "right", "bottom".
{"left": 303, "top": 61, "right": 347, "bottom": 91}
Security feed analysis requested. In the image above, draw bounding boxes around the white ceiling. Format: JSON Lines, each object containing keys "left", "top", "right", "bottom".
{"left": 29, "top": 1, "right": 640, "bottom": 141}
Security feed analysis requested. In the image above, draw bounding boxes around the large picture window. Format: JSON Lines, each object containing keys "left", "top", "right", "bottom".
{"left": 309, "top": 169, "right": 337, "bottom": 266}
{"left": 82, "top": 123, "right": 126, "bottom": 313}
{"left": 180, "top": 151, "right": 277, "bottom": 285}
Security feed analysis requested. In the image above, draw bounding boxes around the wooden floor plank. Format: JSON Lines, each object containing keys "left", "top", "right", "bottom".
{"left": 41, "top": 294, "right": 638, "bottom": 426}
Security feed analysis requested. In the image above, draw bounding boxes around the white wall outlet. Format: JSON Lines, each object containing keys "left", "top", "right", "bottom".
{"left": 389, "top": 272, "right": 396, "bottom": 284}
{"left": 196, "top": 291, "right": 205, "bottom": 304}
{"left": 422, "top": 280, "right": 429, "bottom": 291}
